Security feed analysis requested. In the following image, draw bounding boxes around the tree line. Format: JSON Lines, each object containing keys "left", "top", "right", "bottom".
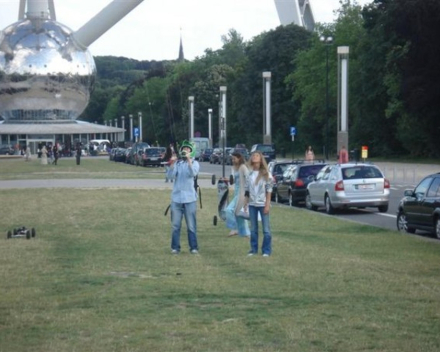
{"left": 80, "top": 0, "right": 440, "bottom": 158}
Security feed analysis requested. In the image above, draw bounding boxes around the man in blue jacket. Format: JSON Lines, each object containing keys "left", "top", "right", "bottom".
{"left": 169, "top": 140, "right": 200, "bottom": 254}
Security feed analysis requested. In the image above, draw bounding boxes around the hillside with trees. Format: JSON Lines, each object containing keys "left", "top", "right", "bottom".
{"left": 81, "top": 0, "right": 440, "bottom": 158}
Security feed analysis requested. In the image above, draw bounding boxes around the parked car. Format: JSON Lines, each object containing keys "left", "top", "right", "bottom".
{"left": 268, "top": 161, "right": 295, "bottom": 201}
{"left": 306, "top": 163, "right": 390, "bottom": 214}
{"left": 397, "top": 173, "right": 440, "bottom": 239}
{"left": 200, "top": 148, "right": 213, "bottom": 162}
{"left": 127, "top": 142, "right": 150, "bottom": 165}
{"left": 0, "top": 144, "right": 14, "bottom": 155}
{"left": 142, "top": 147, "right": 165, "bottom": 167}
{"left": 276, "top": 163, "right": 327, "bottom": 205}
{"left": 113, "top": 148, "right": 127, "bottom": 162}
{"left": 209, "top": 148, "right": 223, "bottom": 164}
{"left": 250, "top": 143, "right": 276, "bottom": 164}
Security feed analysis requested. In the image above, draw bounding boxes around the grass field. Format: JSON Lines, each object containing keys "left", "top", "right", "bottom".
{"left": 0, "top": 158, "right": 439, "bottom": 352}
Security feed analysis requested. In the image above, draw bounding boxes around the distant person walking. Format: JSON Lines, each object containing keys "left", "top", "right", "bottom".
{"left": 244, "top": 151, "right": 273, "bottom": 257}
{"left": 76, "top": 144, "right": 82, "bottom": 165}
{"left": 305, "top": 145, "right": 315, "bottom": 163}
{"left": 24, "top": 145, "right": 31, "bottom": 161}
{"left": 225, "top": 152, "right": 250, "bottom": 238}
{"left": 40, "top": 145, "right": 48, "bottom": 165}
{"left": 339, "top": 145, "right": 349, "bottom": 164}
{"left": 53, "top": 143, "right": 59, "bottom": 165}
{"left": 163, "top": 144, "right": 173, "bottom": 183}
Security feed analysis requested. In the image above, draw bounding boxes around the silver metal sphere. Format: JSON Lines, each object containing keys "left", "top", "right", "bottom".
{"left": 0, "top": 18, "right": 96, "bottom": 123}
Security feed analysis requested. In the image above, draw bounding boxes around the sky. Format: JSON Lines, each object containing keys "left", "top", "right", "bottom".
{"left": 0, "top": 0, "right": 371, "bottom": 61}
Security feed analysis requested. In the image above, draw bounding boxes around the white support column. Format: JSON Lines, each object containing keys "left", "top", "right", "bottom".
{"left": 208, "top": 108, "right": 213, "bottom": 148}
{"left": 337, "top": 46, "right": 350, "bottom": 153}
{"left": 262, "top": 72, "right": 272, "bottom": 144}
{"left": 138, "top": 112, "right": 142, "bottom": 142}
{"left": 129, "top": 114, "right": 133, "bottom": 142}
{"left": 219, "top": 87, "right": 227, "bottom": 149}
{"left": 188, "top": 96, "right": 194, "bottom": 140}
{"left": 121, "top": 115, "right": 125, "bottom": 141}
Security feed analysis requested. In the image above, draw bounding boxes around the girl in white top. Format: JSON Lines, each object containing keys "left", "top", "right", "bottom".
{"left": 244, "top": 151, "right": 273, "bottom": 256}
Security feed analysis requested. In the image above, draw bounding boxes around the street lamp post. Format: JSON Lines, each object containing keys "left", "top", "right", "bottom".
{"left": 188, "top": 96, "right": 195, "bottom": 140}
{"left": 320, "top": 35, "right": 333, "bottom": 160}
{"left": 208, "top": 108, "right": 213, "bottom": 148}
{"left": 138, "top": 112, "right": 142, "bottom": 142}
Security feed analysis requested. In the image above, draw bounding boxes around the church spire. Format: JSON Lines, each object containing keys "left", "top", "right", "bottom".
{"left": 178, "top": 28, "right": 184, "bottom": 62}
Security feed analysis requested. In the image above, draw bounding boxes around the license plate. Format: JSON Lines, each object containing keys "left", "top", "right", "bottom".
{"left": 150, "top": 157, "right": 159, "bottom": 161}
{"left": 356, "top": 184, "right": 374, "bottom": 190}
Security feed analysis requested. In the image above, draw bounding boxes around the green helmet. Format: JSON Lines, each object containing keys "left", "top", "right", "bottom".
{"left": 179, "top": 140, "right": 196, "bottom": 158}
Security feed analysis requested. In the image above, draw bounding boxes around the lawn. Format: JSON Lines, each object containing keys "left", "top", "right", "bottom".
{"left": 0, "top": 159, "right": 439, "bottom": 352}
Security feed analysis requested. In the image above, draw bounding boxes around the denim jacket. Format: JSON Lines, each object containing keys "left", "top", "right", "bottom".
{"left": 171, "top": 159, "right": 200, "bottom": 204}
{"left": 245, "top": 170, "right": 273, "bottom": 207}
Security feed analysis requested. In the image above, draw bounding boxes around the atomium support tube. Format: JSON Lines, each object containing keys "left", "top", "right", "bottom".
{"left": 27, "top": 0, "right": 50, "bottom": 19}
{"left": 73, "top": 0, "right": 144, "bottom": 49}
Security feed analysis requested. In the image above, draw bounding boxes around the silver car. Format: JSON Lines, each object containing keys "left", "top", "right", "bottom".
{"left": 306, "top": 163, "right": 390, "bottom": 214}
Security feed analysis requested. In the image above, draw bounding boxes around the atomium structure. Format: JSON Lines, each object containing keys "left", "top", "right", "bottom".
{"left": 274, "top": 0, "right": 315, "bottom": 31}
{"left": 0, "top": 0, "right": 144, "bottom": 124}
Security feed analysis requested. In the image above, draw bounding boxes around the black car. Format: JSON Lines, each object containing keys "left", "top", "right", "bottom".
{"left": 0, "top": 144, "right": 14, "bottom": 155}
{"left": 209, "top": 148, "right": 223, "bottom": 164}
{"left": 200, "top": 148, "right": 213, "bottom": 162}
{"left": 268, "top": 161, "right": 294, "bottom": 201}
{"left": 250, "top": 144, "right": 276, "bottom": 164}
{"left": 276, "top": 163, "right": 327, "bottom": 206}
{"left": 397, "top": 173, "right": 440, "bottom": 239}
{"left": 113, "top": 148, "right": 127, "bottom": 162}
{"left": 142, "top": 147, "right": 165, "bottom": 167}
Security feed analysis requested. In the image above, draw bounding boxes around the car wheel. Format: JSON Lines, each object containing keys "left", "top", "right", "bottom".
{"left": 213, "top": 215, "right": 218, "bottom": 226}
{"left": 378, "top": 205, "right": 388, "bottom": 213}
{"left": 396, "top": 211, "right": 416, "bottom": 234}
{"left": 31, "top": 228, "right": 36, "bottom": 238}
{"left": 435, "top": 217, "right": 440, "bottom": 239}
{"left": 7, "top": 231, "right": 12, "bottom": 239}
{"left": 211, "top": 174, "right": 216, "bottom": 185}
{"left": 305, "top": 194, "right": 318, "bottom": 211}
{"left": 26, "top": 230, "right": 31, "bottom": 239}
{"left": 325, "top": 195, "right": 335, "bottom": 214}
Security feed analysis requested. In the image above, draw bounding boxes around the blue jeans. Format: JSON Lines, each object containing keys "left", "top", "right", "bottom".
{"left": 249, "top": 205, "right": 271, "bottom": 255}
{"left": 171, "top": 201, "right": 198, "bottom": 252}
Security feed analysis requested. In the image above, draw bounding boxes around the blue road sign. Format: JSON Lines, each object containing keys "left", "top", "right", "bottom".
{"left": 290, "top": 126, "right": 296, "bottom": 136}
{"left": 134, "top": 127, "right": 139, "bottom": 137}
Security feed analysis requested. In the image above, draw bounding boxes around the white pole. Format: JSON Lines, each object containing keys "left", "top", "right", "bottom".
{"left": 262, "top": 72, "right": 272, "bottom": 143}
{"left": 208, "top": 108, "right": 213, "bottom": 148}
{"left": 73, "top": 0, "right": 144, "bottom": 49}
{"left": 341, "top": 58, "right": 348, "bottom": 132}
{"left": 220, "top": 86, "right": 227, "bottom": 149}
{"left": 188, "top": 96, "right": 194, "bottom": 140}
{"left": 129, "top": 114, "right": 133, "bottom": 142}
{"left": 138, "top": 112, "right": 142, "bottom": 142}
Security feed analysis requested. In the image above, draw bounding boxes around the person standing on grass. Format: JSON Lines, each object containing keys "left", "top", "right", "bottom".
{"left": 169, "top": 140, "right": 200, "bottom": 255}
{"left": 225, "top": 152, "right": 250, "bottom": 238}
{"left": 40, "top": 145, "right": 48, "bottom": 165}
{"left": 163, "top": 143, "right": 173, "bottom": 183}
{"left": 244, "top": 151, "right": 273, "bottom": 257}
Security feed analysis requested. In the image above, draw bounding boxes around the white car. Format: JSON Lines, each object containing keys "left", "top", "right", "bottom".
{"left": 306, "top": 163, "right": 390, "bottom": 214}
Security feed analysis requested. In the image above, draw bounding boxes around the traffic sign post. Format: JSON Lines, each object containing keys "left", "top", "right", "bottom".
{"left": 290, "top": 126, "right": 296, "bottom": 160}
{"left": 362, "top": 146, "right": 368, "bottom": 161}
{"left": 134, "top": 127, "right": 139, "bottom": 142}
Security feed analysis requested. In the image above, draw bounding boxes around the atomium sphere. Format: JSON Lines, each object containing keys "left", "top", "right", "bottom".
{"left": 0, "top": 18, "right": 96, "bottom": 123}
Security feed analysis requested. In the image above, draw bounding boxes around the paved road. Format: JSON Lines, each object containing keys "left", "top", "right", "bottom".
{"left": 0, "top": 177, "right": 218, "bottom": 189}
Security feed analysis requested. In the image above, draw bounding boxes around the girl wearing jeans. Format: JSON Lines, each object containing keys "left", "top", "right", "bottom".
{"left": 244, "top": 151, "right": 273, "bottom": 257}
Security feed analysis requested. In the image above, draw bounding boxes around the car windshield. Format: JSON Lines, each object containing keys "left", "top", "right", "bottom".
{"left": 342, "top": 166, "right": 383, "bottom": 180}
{"left": 257, "top": 145, "right": 273, "bottom": 152}
{"left": 298, "top": 165, "right": 325, "bottom": 178}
